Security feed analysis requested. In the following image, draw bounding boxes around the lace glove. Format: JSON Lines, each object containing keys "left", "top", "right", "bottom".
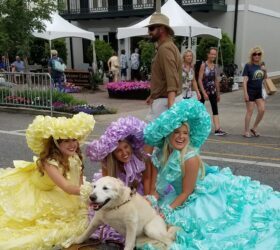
{"left": 160, "top": 205, "right": 173, "bottom": 220}
{"left": 80, "top": 181, "right": 92, "bottom": 203}
{"left": 145, "top": 195, "right": 158, "bottom": 208}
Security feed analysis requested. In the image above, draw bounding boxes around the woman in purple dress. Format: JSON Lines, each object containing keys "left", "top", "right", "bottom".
{"left": 86, "top": 116, "right": 149, "bottom": 246}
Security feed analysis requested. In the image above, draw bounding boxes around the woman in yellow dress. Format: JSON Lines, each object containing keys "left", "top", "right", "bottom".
{"left": 0, "top": 112, "right": 95, "bottom": 250}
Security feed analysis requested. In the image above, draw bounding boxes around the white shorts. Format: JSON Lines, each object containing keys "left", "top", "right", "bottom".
{"left": 146, "top": 94, "right": 183, "bottom": 122}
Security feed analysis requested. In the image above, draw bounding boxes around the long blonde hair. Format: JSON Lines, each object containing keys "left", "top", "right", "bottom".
{"left": 249, "top": 46, "right": 264, "bottom": 65}
{"left": 104, "top": 139, "right": 132, "bottom": 178}
{"left": 161, "top": 124, "right": 204, "bottom": 178}
{"left": 36, "top": 137, "right": 84, "bottom": 177}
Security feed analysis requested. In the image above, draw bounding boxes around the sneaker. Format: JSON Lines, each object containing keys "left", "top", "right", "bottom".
{"left": 214, "top": 128, "right": 227, "bottom": 136}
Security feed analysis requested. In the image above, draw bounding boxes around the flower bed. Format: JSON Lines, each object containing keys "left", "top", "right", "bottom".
{"left": 106, "top": 81, "right": 150, "bottom": 100}
{"left": 0, "top": 89, "right": 116, "bottom": 115}
{"left": 53, "top": 102, "right": 116, "bottom": 115}
{"left": 61, "top": 82, "right": 82, "bottom": 93}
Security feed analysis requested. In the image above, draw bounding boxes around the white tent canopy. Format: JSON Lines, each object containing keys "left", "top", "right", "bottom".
{"left": 33, "top": 12, "right": 95, "bottom": 41}
{"left": 117, "top": 0, "right": 221, "bottom": 40}
{"left": 32, "top": 12, "right": 96, "bottom": 70}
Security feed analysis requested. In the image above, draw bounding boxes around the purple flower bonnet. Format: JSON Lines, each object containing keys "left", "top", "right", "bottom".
{"left": 86, "top": 116, "right": 147, "bottom": 161}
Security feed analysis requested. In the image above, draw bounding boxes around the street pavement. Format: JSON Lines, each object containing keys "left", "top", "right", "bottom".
{"left": 0, "top": 87, "right": 279, "bottom": 249}
{"left": 1, "top": 87, "right": 279, "bottom": 189}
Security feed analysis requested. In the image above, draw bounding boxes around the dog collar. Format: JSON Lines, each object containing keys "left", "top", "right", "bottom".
{"left": 111, "top": 189, "right": 136, "bottom": 210}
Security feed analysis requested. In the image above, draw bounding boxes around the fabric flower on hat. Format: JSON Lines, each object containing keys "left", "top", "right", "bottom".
{"left": 26, "top": 112, "right": 95, "bottom": 155}
{"left": 144, "top": 99, "right": 211, "bottom": 149}
{"left": 86, "top": 116, "right": 146, "bottom": 161}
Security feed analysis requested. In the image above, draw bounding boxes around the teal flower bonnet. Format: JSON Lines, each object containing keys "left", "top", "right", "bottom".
{"left": 144, "top": 99, "right": 211, "bottom": 149}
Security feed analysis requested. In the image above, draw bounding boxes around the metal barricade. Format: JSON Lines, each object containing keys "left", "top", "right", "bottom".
{"left": 0, "top": 72, "right": 53, "bottom": 116}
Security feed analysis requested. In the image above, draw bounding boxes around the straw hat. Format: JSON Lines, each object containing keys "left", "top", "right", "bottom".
{"left": 146, "top": 12, "right": 174, "bottom": 36}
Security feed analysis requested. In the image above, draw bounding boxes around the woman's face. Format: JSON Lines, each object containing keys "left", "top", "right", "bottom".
{"left": 170, "top": 124, "right": 189, "bottom": 150}
{"left": 113, "top": 141, "right": 132, "bottom": 163}
{"left": 251, "top": 50, "right": 262, "bottom": 63}
{"left": 207, "top": 49, "right": 217, "bottom": 62}
{"left": 58, "top": 139, "right": 78, "bottom": 157}
{"left": 183, "top": 52, "right": 193, "bottom": 64}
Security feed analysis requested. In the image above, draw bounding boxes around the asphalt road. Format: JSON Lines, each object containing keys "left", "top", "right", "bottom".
{"left": 0, "top": 109, "right": 279, "bottom": 191}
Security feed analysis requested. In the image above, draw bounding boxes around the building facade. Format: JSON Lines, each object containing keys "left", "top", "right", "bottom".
{"left": 59, "top": 0, "right": 280, "bottom": 77}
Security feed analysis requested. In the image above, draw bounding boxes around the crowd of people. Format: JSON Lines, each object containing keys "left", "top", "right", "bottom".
{"left": 0, "top": 12, "right": 273, "bottom": 250}
{"left": 0, "top": 51, "right": 66, "bottom": 88}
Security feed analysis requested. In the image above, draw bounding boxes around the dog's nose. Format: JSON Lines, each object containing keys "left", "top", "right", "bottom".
{"left": 90, "top": 194, "right": 97, "bottom": 202}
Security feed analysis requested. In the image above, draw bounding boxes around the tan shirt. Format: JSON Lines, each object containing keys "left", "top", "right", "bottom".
{"left": 108, "top": 56, "right": 119, "bottom": 71}
{"left": 150, "top": 38, "right": 182, "bottom": 99}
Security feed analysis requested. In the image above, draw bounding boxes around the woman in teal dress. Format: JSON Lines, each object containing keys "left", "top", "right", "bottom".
{"left": 142, "top": 99, "right": 280, "bottom": 249}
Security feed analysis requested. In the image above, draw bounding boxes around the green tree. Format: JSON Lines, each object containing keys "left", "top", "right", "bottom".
{"left": 196, "top": 33, "right": 235, "bottom": 66}
{"left": 0, "top": 0, "right": 57, "bottom": 59}
{"left": 52, "top": 39, "right": 67, "bottom": 63}
{"left": 138, "top": 39, "right": 155, "bottom": 73}
{"left": 87, "top": 40, "right": 114, "bottom": 70}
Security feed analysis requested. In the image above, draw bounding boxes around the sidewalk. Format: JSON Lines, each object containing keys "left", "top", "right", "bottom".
{"left": 73, "top": 85, "right": 280, "bottom": 138}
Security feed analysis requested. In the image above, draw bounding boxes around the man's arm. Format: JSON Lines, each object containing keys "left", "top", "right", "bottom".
{"left": 159, "top": 46, "right": 180, "bottom": 108}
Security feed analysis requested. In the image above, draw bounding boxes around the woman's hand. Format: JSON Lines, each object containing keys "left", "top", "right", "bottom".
{"left": 216, "top": 94, "right": 220, "bottom": 102}
{"left": 145, "top": 194, "right": 158, "bottom": 208}
{"left": 261, "top": 64, "right": 266, "bottom": 72}
{"left": 203, "top": 92, "right": 209, "bottom": 100}
{"left": 196, "top": 91, "right": 201, "bottom": 100}
{"left": 244, "top": 93, "right": 249, "bottom": 102}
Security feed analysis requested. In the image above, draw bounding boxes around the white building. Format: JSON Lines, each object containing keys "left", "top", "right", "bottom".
{"left": 60, "top": 0, "right": 280, "bottom": 77}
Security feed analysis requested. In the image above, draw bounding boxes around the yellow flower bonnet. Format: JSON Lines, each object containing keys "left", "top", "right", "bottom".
{"left": 26, "top": 112, "right": 95, "bottom": 154}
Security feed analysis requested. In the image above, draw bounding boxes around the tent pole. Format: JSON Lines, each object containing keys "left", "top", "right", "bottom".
{"left": 156, "top": 0, "right": 161, "bottom": 13}
{"left": 92, "top": 41, "right": 97, "bottom": 74}
{"left": 188, "top": 26, "right": 192, "bottom": 49}
{"left": 218, "top": 39, "right": 224, "bottom": 70}
{"left": 49, "top": 40, "right": 52, "bottom": 57}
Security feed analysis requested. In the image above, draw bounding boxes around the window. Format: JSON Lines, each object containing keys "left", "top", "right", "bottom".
{"left": 82, "top": 39, "right": 92, "bottom": 63}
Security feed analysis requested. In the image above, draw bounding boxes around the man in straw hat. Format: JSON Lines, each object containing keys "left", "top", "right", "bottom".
{"left": 145, "top": 12, "right": 182, "bottom": 122}
{"left": 144, "top": 12, "right": 183, "bottom": 194}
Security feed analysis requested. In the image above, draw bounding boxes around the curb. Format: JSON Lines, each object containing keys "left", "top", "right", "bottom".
{"left": 0, "top": 106, "right": 73, "bottom": 117}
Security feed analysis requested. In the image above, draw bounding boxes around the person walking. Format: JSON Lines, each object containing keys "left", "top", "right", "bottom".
{"left": 107, "top": 51, "right": 120, "bottom": 82}
{"left": 130, "top": 48, "right": 140, "bottom": 81}
{"left": 182, "top": 49, "right": 201, "bottom": 100}
{"left": 242, "top": 46, "right": 267, "bottom": 138}
{"left": 145, "top": 12, "right": 182, "bottom": 122}
{"left": 120, "top": 49, "right": 128, "bottom": 81}
{"left": 198, "top": 47, "right": 227, "bottom": 136}
{"left": 48, "top": 50, "right": 65, "bottom": 91}
{"left": 144, "top": 12, "right": 183, "bottom": 194}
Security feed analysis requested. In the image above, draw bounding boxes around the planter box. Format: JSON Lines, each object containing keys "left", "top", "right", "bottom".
{"left": 108, "top": 89, "right": 150, "bottom": 100}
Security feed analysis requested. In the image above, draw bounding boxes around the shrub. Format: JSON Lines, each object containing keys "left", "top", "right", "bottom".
{"left": 89, "top": 72, "right": 103, "bottom": 90}
{"left": 52, "top": 39, "right": 68, "bottom": 63}
{"left": 138, "top": 39, "right": 155, "bottom": 77}
{"left": 196, "top": 33, "right": 235, "bottom": 66}
{"left": 87, "top": 40, "right": 114, "bottom": 71}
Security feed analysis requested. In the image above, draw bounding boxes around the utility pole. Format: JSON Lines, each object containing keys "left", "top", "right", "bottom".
{"left": 156, "top": 0, "right": 161, "bottom": 13}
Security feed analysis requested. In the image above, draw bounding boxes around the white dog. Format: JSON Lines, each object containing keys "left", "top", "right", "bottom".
{"left": 74, "top": 176, "right": 177, "bottom": 250}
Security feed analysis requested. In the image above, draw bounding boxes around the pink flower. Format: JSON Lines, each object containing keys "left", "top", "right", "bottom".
{"left": 106, "top": 81, "right": 150, "bottom": 91}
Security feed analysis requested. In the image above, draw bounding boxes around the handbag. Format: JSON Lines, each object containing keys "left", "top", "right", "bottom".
{"left": 262, "top": 84, "right": 268, "bottom": 100}
{"left": 52, "top": 58, "right": 65, "bottom": 72}
{"left": 263, "top": 78, "right": 277, "bottom": 95}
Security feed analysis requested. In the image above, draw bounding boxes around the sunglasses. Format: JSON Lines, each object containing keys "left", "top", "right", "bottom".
{"left": 148, "top": 25, "right": 161, "bottom": 32}
{"left": 252, "top": 52, "right": 262, "bottom": 56}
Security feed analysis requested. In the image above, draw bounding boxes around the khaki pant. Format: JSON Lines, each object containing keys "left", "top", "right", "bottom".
{"left": 146, "top": 94, "right": 183, "bottom": 122}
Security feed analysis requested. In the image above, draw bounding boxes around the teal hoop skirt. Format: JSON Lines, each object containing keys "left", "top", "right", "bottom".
{"left": 138, "top": 149, "right": 280, "bottom": 249}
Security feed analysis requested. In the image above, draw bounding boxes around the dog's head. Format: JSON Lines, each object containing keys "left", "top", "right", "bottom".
{"left": 89, "top": 176, "right": 129, "bottom": 211}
